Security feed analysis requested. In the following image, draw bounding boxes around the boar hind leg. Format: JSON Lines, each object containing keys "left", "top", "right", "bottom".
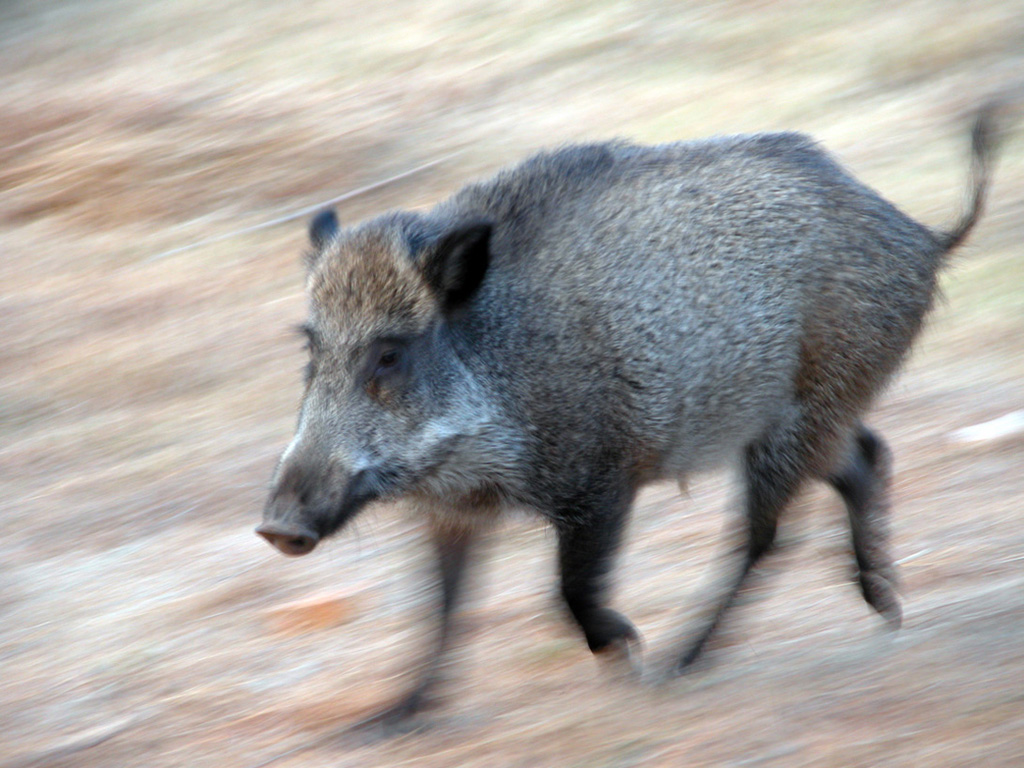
{"left": 827, "top": 424, "right": 901, "bottom": 629}
{"left": 557, "top": 484, "right": 640, "bottom": 662}
{"left": 355, "top": 518, "right": 477, "bottom": 732}
{"left": 674, "top": 421, "right": 808, "bottom": 673}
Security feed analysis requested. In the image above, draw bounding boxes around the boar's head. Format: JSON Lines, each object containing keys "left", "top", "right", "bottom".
{"left": 258, "top": 209, "right": 494, "bottom": 556}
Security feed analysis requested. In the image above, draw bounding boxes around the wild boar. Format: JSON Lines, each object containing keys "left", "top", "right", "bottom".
{"left": 257, "top": 105, "right": 997, "bottom": 727}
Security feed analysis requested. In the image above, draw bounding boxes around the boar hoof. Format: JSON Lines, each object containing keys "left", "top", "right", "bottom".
{"left": 594, "top": 632, "right": 643, "bottom": 682}
{"left": 859, "top": 570, "right": 902, "bottom": 631}
{"left": 347, "top": 691, "right": 433, "bottom": 740}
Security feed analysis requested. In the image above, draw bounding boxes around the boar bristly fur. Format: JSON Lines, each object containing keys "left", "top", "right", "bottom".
{"left": 258, "top": 106, "right": 999, "bottom": 728}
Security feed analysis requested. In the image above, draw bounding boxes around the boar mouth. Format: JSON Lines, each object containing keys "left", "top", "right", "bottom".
{"left": 257, "top": 469, "right": 384, "bottom": 557}
{"left": 258, "top": 462, "right": 421, "bottom": 556}
{"left": 314, "top": 464, "right": 406, "bottom": 540}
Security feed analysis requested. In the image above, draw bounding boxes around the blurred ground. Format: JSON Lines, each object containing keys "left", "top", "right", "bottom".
{"left": 2, "top": 1, "right": 1024, "bottom": 766}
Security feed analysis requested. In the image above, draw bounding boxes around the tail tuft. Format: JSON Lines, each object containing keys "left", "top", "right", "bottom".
{"left": 939, "top": 102, "right": 1002, "bottom": 253}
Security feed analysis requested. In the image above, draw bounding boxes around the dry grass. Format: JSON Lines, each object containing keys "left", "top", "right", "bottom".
{"left": 2, "top": 1, "right": 1024, "bottom": 766}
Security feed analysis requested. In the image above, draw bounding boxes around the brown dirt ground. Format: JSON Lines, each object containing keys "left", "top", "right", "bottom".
{"left": 2, "top": 2, "right": 1023, "bottom": 766}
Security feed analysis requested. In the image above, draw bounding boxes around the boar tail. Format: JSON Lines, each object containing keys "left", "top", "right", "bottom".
{"left": 939, "top": 102, "right": 1001, "bottom": 254}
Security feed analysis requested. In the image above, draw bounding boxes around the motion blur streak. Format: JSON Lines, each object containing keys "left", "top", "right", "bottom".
{"left": 1, "top": 2, "right": 1022, "bottom": 766}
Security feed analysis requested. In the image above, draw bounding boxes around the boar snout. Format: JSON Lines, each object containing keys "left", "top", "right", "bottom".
{"left": 255, "top": 522, "right": 319, "bottom": 556}
{"left": 258, "top": 461, "right": 386, "bottom": 557}
{"left": 257, "top": 456, "right": 326, "bottom": 556}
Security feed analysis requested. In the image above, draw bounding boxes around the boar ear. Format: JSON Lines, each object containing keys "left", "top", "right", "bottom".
{"left": 309, "top": 209, "right": 339, "bottom": 249}
{"left": 305, "top": 209, "right": 339, "bottom": 271}
{"left": 421, "top": 222, "right": 491, "bottom": 312}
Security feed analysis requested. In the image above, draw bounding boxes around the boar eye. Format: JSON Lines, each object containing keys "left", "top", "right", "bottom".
{"left": 297, "top": 323, "right": 321, "bottom": 354}
{"left": 364, "top": 339, "right": 410, "bottom": 392}
{"left": 376, "top": 347, "right": 401, "bottom": 373}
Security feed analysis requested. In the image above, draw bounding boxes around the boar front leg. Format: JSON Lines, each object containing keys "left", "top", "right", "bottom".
{"left": 556, "top": 483, "right": 641, "bottom": 668}
{"left": 354, "top": 517, "right": 477, "bottom": 733}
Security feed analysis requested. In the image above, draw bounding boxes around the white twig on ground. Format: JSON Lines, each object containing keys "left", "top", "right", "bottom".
{"left": 949, "top": 410, "right": 1024, "bottom": 444}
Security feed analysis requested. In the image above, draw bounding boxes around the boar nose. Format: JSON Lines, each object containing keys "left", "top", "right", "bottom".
{"left": 255, "top": 523, "right": 320, "bottom": 557}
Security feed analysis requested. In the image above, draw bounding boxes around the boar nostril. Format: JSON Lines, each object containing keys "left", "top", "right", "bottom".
{"left": 256, "top": 524, "right": 319, "bottom": 557}
{"left": 288, "top": 536, "right": 311, "bottom": 551}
